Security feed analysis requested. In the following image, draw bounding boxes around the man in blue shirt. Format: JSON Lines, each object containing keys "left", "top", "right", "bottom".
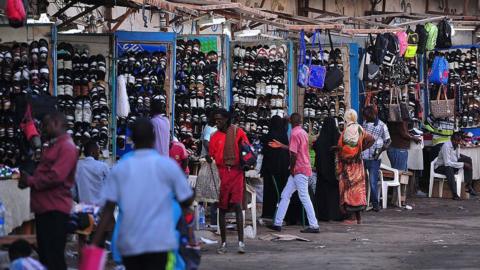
{"left": 93, "top": 118, "right": 194, "bottom": 270}
{"left": 75, "top": 140, "right": 110, "bottom": 205}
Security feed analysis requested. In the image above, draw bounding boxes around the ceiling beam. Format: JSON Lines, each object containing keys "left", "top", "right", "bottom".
{"left": 110, "top": 8, "right": 135, "bottom": 32}
{"left": 58, "top": 4, "right": 101, "bottom": 29}
{"left": 305, "top": 7, "right": 344, "bottom": 17}
{"left": 393, "top": 16, "right": 445, "bottom": 26}
{"left": 349, "top": 16, "right": 396, "bottom": 28}
{"left": 286, "top": 24, "right": 343, "bottom": 31}
{"left": 342, "top": 28, "right": 403, "bottom": 34}
{"left": 52, "top": 0, "right": 80, "bottom": 18}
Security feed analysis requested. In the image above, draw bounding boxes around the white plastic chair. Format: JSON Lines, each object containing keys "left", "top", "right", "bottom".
{"left": 379, "top": 163, "right": 402, "bottom": 209}
{"left": 217, "top": 183, "right": 257, "bottom": 238}
{"left": 428, "top": 157, "right": 463, "bottom": 198}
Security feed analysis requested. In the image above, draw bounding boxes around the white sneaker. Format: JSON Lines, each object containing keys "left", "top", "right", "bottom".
{"left": 190, "top": 98, "right": 197, "bottom": 108}
{"left": 57, "top": 84, "right": 65, "bottom": 96}
{"left": 64, "top": 85, "right": 73, "bottom": 96}
{"left": 75, "top": 100, "right": 83, "bottom": 123}
{"left": 83, "top": 101, "right": 92, "bottom": 123}
{"left": 238, "top": 241, "right": 246, "bottom": 254}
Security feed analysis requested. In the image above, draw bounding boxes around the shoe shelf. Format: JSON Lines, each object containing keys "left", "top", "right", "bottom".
{"left": 426, "top": 47, "right": 480, "bottom": 129}
{"left": 55, "top": 33, "right": 114, "bottom": 160}
{"left": 299, "top": 45, "right": 347, "bottom": 136}
{"left": 230, "top": 40, "right": 292, "bottom": 140}
{"left": 174, "top": 35, "right": 226, "bottom": 155}
{"left": 114, "top": 31, "right": 176, "bottom": 159}
{"left": 0, "top": 24, "right": 55, "bottom": 167}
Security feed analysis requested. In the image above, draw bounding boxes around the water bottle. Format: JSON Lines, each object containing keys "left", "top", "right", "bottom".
{"left": 198, "top": 205, "right": 206, "bottom": 230}
{"left": 0, "top": 202, "right": 6, "bottom": 237}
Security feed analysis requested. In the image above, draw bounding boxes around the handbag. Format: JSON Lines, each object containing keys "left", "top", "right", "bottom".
{"left": 388, "top": 88, "right": 402, "bottom": 122}
{"left": 399, "top": 86, "right": 410, "bottom": 121}
{"left": 297, "top": 30, "right": 311, "bottom": 88}
{"left": 308, "top": 30, "right": 327, "bottom": 89}
{"left": 80, "top": 246, "right": 107, "bottom": 270}
{"left": 428, "top": 56, "right": 449, "bottom": 85}
{"left": 233, "top": 126, "right": 257, "bottom": 170}
{"left": 19, "top": 103, "right": 40, "bottom": 141}
{"left": 430, "top": 85, "right": 454, "bottom": 118}
{"left": 414, "top": 83, "right": 423, "bottom": 119}
{"left": 324, "top": 30, "right": 344, "bottom": 91}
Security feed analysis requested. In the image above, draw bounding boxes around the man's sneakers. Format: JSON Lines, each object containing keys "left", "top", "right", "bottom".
{"left": 300, "top": 227, "right": 320, "bottom": 234}
{"left": 238, "top": 241, "right": 246, "bottom": 254}
{"left": 217, "top": 242, "right": 246, "bottom": 254}
{"left": 216, "top": 242, "right": 227, "bottom": 254}
{"left": 467, "top": 187, "right": 478, "bottom": 196}
{"left": 267, "top": 224, "right": 282, "bottom": 232}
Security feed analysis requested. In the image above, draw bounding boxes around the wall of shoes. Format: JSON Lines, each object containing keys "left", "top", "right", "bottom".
{"left": 299, "top": 45, "right": 349, "bottom": 136}
{"left": 174, "top": 35, "right": 225, "bottom": 155}
{"left": 230, "top": 41, "right": 291, "bottom": 140}
{"left": 56, "top": 34, "right": 113, "bottom": 159}
{"left": 0, "top": 25, "right": 54, "bottom": 167}
{"left": 427, "top": 48, "right": 479, "bottom": 128}
{"left": 115, "top": 32, "right": 175, "bottom": 159}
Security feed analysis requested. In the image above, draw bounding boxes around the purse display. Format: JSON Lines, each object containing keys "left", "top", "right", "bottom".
{"left": 324, "top": 30, "right": 344, "bottom": 91}
{"left": 297, "top": 30, "right": 311, "bottom": 88}
{"left": 430, "top": 85, "right": 455, "bottom": 118}
{"left": 308, "top": 30, "right": 326, "bottom": 89}
{"left": 388, "top": 88, "right": 402, "bottom": 122}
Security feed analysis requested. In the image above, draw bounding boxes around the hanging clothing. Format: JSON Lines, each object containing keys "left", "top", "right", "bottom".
{"left": 116, "top": 75, "right": 130, "bottom": 117}
{"left": 313, "top": 117, "right": 344, "bottom": 221}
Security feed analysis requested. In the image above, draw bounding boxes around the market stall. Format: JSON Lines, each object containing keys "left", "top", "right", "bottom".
{"left": 114, "top": 31, "right": 176, "bottom": 159}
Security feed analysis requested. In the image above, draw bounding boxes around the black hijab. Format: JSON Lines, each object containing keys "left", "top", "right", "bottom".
{"left": 261, "top": 116, "right": 289, "bottom": 175}
{"left": 313, "top": 117, "right": 339, "bottom": 181}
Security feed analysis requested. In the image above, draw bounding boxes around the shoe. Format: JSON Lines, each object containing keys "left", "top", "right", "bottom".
{"left": 300, "top": 227, "right": 320, "bottom": 234}
{"left": 267, "top": 224, "right": 282, "bottom": 232}
{"left": 468, "top": 188, "right": 478, "bottom": 196}
{"left": 238, "top": 241, "right": 246, "bottom": 254}
{"left": 373, "top": 204, "right": 380, "bottom": 212}
{"left": 216, "top": 242, "right": 227, "bottom": 254}
{"left": 453, "top": 195, "right": 461, "bottom": 201}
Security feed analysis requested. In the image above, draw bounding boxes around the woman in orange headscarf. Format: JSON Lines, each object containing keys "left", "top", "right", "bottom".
{"left": 337, "top": 109, "right": 374, "bottom": 224}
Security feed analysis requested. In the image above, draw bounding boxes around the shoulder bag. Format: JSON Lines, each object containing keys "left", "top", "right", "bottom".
{"left": 430, "top": 85, "right": 454, "bottom": 118}
{"left": 297, "top": 30, "right": 311, "bottom": 88}
{"left": 324, "top": 30, "right": 344, "bottom": 92}
{"left": 308, "top": 30, "right": 327, "bottom": 89}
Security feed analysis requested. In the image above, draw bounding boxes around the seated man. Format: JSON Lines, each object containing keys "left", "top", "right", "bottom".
{"left": 435, "top": 132, "right": 477, "bottom": 200}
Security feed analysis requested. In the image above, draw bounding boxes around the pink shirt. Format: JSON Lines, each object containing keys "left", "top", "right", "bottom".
{"left": 169, "top": 141, "right": 189, "bottom": 175}
{"left": 289, "top": 126, "right": 312, "bottom": 177}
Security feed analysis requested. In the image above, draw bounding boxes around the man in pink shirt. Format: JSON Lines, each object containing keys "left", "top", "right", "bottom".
{"left": 267, "top": 113, "right": 319, "bottom": 233}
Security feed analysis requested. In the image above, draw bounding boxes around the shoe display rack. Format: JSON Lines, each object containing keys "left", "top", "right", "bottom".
{"left": 114, "top": 31, "right": 176, "bottom": 159}
{"left": 427, "top": 48, "right": 479, "bottom": 128}
{"left": 56, "top": 34, "right": 113, "bottom": 159}
{"left": 174, "top": 36, "right": 225, "bottom": 154}
{"left": 230, "top": 40, "right": 292, "bottom": 140}
{"left": 300, "top": 46, "right": 347, "bottom": 136}
{"left": 0, "top": 24, "right": 54, "bottom": 167}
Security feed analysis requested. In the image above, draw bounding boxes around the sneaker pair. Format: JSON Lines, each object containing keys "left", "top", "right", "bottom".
{"left": 216, "top": 242, "right": 245, "bottom": 254}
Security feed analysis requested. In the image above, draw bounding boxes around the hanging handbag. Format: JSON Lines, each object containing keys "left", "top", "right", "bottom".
{"left": 428, "top": 56, "right": 449, "bottom": 85}
{"left": 399, "top": 86, "right": 410, "bottom": 120}
{"left": 414, "top": 83, "right": 423, "bottom": 119}
{"left": 324, "top": 30, "right": 344, "bottom": 91}
{"left": 388, "top": 88, "right": 402, "bottom": 122}
{"left": 308, "top": 30, "right": 327, "bottom": 89}
{"left": 297, "top": 30, "right": 311, "bottom": 88}
{"left": 430, "top": 85, "right": 455, "bottom": 118}
{"left": 19, "top": 103, "right": 40, "bottom": 141}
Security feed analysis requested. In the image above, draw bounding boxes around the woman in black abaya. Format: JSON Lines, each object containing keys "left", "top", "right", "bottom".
{"left": 313, "top": 117, "right": 344, "bottom": 221}
{"left": 261, "top": 116, "right": 302, "bottom": 223}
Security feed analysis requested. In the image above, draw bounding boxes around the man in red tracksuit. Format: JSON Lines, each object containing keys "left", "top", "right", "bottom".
{"left": 208, "top": 109, "right": 249, "bottom": 254}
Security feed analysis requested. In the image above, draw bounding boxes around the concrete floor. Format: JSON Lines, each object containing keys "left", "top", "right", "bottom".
{"left": 200, "top": 197, "right": 480, "bottom": 270}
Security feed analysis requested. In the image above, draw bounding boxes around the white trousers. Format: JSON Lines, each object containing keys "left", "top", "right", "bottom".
{"left": 274, "top": 174, "right": 319, "bottom": 228}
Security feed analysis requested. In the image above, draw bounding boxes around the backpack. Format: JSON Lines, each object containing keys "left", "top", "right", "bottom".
{"left": 436, "top": 19, "right": 452, "bottom": 49}
{"left": 404, "top": 28, "right": 418, "bottom": 58}
{"left": 383, "top": 33, "right": 399, "bottom": 66}
{"left": 415, "top": 24, "right": 428, "bottom": 54}
{"left": 428, "top": 56, "right": 449, "bottom": 84}
{"left": 425, "top": 22, "right": 438, "bottom": 51}
{"left": 370, "top": 33, "right": 389, "bottom": 66}
{"left": 396, "top": 31, "right": 408, "bottom": 56}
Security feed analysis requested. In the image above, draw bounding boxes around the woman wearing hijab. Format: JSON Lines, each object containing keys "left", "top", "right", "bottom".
{"left": 313, "top": 117, "right": 343, "bottom": 221}
{"left": 336, "top": 109, "right": 374, "bottom": 224}
{"left": 260, "top": 116, "right": 301, "bottom": 223}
